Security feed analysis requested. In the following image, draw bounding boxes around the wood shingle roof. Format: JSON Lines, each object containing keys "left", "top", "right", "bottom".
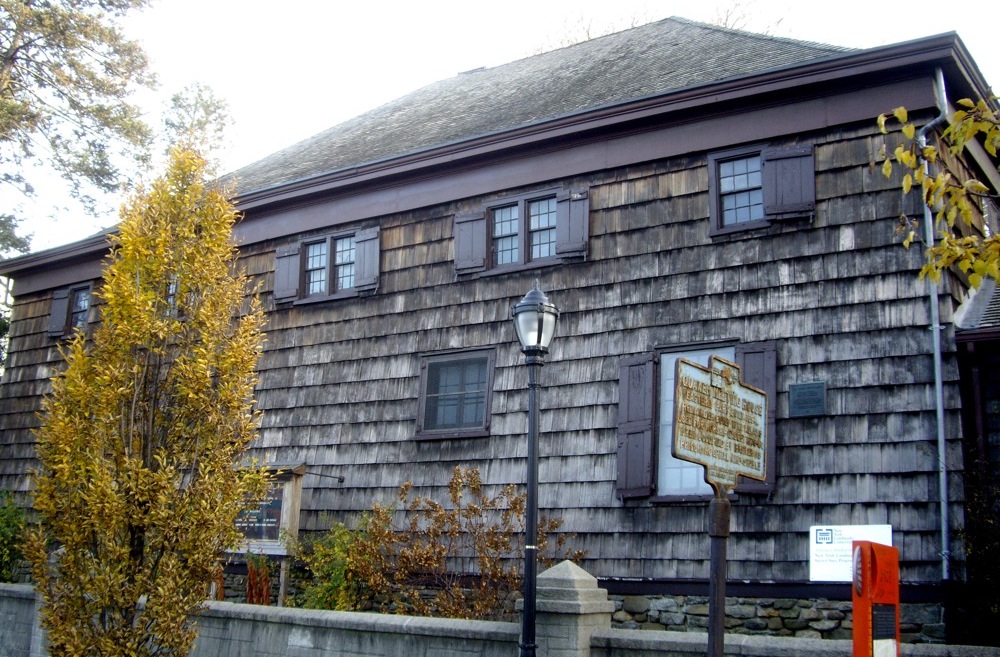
{"left": 223, "top": 17, "right": 849, "bottom": 197}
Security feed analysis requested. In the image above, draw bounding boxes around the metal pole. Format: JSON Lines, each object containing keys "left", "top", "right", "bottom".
{"left": 520, "top": 359, "right": 540, "bottom": 657}
{"left": 708, "top": 495, "right": 731, "bottom": 657}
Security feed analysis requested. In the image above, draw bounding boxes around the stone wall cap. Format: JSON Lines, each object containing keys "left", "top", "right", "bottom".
{"left": 537, "top": 560, "right": 599, "bottom": 590}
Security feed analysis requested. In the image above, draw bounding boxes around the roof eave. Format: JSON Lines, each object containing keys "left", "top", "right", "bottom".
{"left": 0, "top": 229, "right": 111, "bottom": 279}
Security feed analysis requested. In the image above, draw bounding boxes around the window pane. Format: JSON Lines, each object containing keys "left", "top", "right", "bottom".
{"left": 69, "top": 288, "right": 89, "bottom": 329}
{"left": 424, "top": 357, "right": 488, "bottom": 430}
{"left": 657, "top": 346, "right": 735, "bottom": 496}
{"left": 493, "top": 205, "right": 519, "bottom": 266}
{"left": 305, "top": 241, "right": 328, "bottom": 295}
{"left": 334, "top": 236, "right": 356, "bottom": 290}
{"left": 528, "top": 198, "right": 557, "bottom": 260}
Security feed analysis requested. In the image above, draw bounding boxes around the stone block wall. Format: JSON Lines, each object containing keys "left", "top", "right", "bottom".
{"left": 609, "top": 595, "right": 946, "bottom": 644}
{"left": 0, "top": 575, "right": 996, "bottom": 657}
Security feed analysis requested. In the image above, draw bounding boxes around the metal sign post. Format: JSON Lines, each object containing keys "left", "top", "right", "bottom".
{"left": 672, "top": 356, "right": 768, "bottom": 657}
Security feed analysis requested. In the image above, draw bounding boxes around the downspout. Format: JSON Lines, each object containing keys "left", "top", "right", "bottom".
{"left": 917, "top": 67, "right": 950, "bottom": 581}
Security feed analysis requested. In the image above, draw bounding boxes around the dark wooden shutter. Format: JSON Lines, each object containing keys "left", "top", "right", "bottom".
{"left": 735, "top": 341, "right": 777, "bottom": 493}
{"left": 273, "top": 244, "right": 301, "bottom": 302}
{"left": 454, "top": 211, "right": 487, "bottom": 274}
{"left": 354, "top": 227, "right": 380, "bottom": 291}
{"left": 46, "top": 288, "right": 70, "bottom": 337}
{"left": 555, "top": 189, "right": 589, "bottom": 258}
{"left": 762, "top": 145, "right": 815, "bottom": 218}
{"left": 617, "top": 353, "right": 656, "bottom": 499}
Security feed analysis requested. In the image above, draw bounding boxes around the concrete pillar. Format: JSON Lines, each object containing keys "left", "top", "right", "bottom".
{"left": 519, "top": 560, "right": 614, "bottom": 657}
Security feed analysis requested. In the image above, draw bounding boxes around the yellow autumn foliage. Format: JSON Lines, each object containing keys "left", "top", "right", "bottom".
{"left": 878, "top": 98, "right": 1000, "bottom": 286}
{"left": 24, "top": 148, "right": 269, "bottom": 657}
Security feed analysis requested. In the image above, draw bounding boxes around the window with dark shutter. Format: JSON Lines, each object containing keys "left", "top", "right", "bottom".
{"left": 272, "top": 227, "right": 380, "bottom": 304}
{"left": 616, "top": 353, "right": 656, "bottom": 499}
{"left": 709, "top": 143, "right": 814, "bottom": 235}
{"left": 47, "top": 284, "right": 92, "bottom": 338}
{"left": 618, "top": 340, "right": 778, "bottom": 501}
{"left": 454, "top": 186, "right": 589, "bottom": 276}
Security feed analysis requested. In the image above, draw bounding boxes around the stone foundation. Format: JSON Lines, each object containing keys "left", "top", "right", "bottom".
{"left": 608, "top": 594, "right": 945, "bottom": 644}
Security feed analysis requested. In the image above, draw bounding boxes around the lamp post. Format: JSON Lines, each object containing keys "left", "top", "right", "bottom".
{"left": 511, "top": 282, "right": 559, "bottom": 657}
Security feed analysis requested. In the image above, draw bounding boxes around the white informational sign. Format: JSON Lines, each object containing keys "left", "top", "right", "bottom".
{"left": 808, "top": 525, "right": 892, "bottom": 582}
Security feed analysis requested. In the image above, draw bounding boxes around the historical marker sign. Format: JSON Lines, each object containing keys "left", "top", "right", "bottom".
{"left": 235, "top": 480, "right": 286, "bottom": 542}
{"left": 672, "top": 356, "right": 767, "bottom": 494}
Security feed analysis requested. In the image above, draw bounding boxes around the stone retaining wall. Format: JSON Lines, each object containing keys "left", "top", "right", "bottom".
{"left": 609, "top": 594, "right": 945, "bottom": 643}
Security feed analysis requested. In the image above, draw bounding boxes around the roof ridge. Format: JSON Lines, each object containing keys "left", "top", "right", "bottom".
{"left": 666, "top": 15, "right": 851, "bottom": 53}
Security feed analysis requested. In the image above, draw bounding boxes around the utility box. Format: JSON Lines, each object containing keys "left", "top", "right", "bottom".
{"left": 852, "top": 540, "right": 900, "bottom": 657}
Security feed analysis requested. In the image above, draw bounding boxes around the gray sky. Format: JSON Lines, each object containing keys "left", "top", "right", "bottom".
{"left": 21, "top": 0, "right": 1000, "bottom": 252}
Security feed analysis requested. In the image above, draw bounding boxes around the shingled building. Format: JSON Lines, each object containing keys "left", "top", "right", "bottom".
{"left": 2, "top": 17, "right": 998, "bottom": 639}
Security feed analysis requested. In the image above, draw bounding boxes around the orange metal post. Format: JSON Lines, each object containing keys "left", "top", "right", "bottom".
{"left": 852, "top": 540, "right": 901, "bottom": 657}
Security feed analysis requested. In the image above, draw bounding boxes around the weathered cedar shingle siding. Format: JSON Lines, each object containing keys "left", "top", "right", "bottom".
{"left": 202, "top": 120, "right": 962, "bottom": 583}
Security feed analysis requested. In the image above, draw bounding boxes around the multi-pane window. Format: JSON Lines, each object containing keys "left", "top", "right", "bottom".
{"left": 304, "top": 235, "right": 356, "bottom": 296}
{"left": 528, "top": 197, "right": 557, "bottom": 259}
{"left": 68, "top": 287, "right": 90, "bottom": 330}
{"left": 718, "top": 155, "right": 763, "bottom": 226}
{"left": 334, "top": 236, "right": 356, "bottom": 290}
{"left": 453, "top": 187, "right": 589, "bottom": 275}
{"left": 417, "top": 349, "right": 496, "bottom": 439}
{"left": 305, "top": 241, "right": 328, "bottom": 295}
{"left": 492, "top": 204, "right": 519, "bottom": 266}
{"left": 490, "top": 195, "right": 559, "bottom": 267}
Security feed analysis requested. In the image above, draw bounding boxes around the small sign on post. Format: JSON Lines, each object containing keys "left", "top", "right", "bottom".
{"left": 672, "top": 356, "right": 768, "bottom": 657}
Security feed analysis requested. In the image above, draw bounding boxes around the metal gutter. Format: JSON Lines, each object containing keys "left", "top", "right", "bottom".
{"left": 917, "top": 67, "right": 952, "bottom": 582}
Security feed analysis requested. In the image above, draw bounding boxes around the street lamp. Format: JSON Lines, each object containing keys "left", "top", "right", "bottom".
{"left": 511, "top": 282, "right": 559, "bottom": 657}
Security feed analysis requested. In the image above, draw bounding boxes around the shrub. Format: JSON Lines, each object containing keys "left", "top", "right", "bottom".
{"left": 298, "top": 466, "right": 584, "bottom": 620}
{"left": 293, "top": 520, "right": 365, "bottom": 610}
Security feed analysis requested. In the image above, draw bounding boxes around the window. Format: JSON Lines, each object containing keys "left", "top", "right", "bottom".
{"left": 68, "top": 287, "right": 90, "bottom": 330}
{"left": 708, "top": 144, "right": 815, "bottom": 234}
{"left": 273, "top": 227, "right": 379, "bottom": 303}
{"left": 454, "top": 188, "right": 589, "bottom": 275}
{"left": 490, "top": 196, "right": 558, "bottom": 267}
{"left": 718, "top": 155, "right": 763, "bottom": 226}
{"left": 416, "top": 349, "right": 496, "bottom": 439}
{"left": 47, "top": 284, "right": 92, "bottom": 337}
{"left": 304, "top": 234, "right": 355, "bottom": 296}
{"left": 616, "top": 341, "right": 776, "bottom": 500}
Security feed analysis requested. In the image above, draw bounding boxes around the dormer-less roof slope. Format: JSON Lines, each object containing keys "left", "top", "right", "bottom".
{"left": 224, "top": 17, "right": 849, "bottom": 198}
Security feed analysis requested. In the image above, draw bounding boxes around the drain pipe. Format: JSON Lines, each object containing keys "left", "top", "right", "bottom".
{"left": 917, "top": 67, "right": 950, "bottom": 581}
